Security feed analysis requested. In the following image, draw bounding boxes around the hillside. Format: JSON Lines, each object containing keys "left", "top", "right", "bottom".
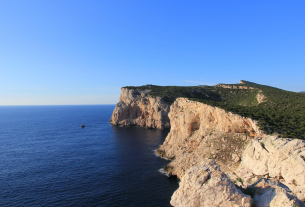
{"left": 124, "top": 81, "right": 305, "bottom": 139}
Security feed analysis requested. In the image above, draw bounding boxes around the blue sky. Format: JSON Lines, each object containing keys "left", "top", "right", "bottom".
{"left": 0, "top": 0, "right": 304, "bottom": 105}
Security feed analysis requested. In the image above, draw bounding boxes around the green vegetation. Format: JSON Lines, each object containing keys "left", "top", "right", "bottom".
{"left": 260, "top": 142, "right": 265, "bottom": 149}
{"left": 237, "top": 177, "right": 243, "bottom": 184}
{"left": 124, "top": 81, "right": 305, "bottom": 139}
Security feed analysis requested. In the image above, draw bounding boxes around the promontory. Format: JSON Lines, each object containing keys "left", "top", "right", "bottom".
{"left": 110, "top": 80, "right": 305, "bottom": 207}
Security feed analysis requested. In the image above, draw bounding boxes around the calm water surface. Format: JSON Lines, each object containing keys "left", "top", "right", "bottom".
{"left": 0, "top": 105, "right": 178, "bottom": 207}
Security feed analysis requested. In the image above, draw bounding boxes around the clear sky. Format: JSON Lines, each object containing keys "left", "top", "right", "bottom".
{"left": 0, "top": 0, "right": 304, "bottom": 105}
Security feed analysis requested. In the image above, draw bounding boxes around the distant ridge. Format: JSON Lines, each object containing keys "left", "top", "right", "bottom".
{"left": 300, "top": 91, "right": 305, "bottom": 93}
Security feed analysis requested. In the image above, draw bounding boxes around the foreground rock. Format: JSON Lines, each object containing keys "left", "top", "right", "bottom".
{"left": 251, "top": 178, "right": 305, "bottom": 207}
{"left": 110, "top": 88, "right": 170, "bottom": 129}
{"left": 236, "top": 136, "right": 305, "bottom": 201}
{"left": 171, "top": 159, "right": 252, "bottom": 207}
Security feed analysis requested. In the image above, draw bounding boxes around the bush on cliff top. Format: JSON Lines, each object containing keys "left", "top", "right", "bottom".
{"left": 124, "top": 81, "right": 305, "bottom": 139}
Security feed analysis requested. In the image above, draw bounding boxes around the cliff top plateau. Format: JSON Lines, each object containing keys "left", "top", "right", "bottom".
{"left": 123, "top": 80, "right": 305, "bottom": 139}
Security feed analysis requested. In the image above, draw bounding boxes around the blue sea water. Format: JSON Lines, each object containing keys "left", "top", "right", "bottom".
{"left": 0, "top": 105, "right": 178, "bottom": 207}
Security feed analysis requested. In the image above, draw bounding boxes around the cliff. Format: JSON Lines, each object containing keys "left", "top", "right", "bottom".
{"left": 111, "top": 81, "right": 305, "bottom": 139}
{"left": 109, "top": 88, "right": 170, "bottom": 129}
{"left": 156, "top": 98, "right": 305, "bottom": 205}
{"left": 111, "top": 83, "right": 305, "bottom": 206}
{"left": 156, "top": 98, "right": 264, "bottom": 178}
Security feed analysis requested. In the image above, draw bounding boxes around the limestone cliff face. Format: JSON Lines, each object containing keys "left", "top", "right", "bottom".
{"left": 109, "top": 88, "right": 170, "bottom": 129}
{"left": 110, "top": 90, "right": 305, "bottom": 205}
{"left": 251, "top": 179, "right": 305, "bottom": 207}
{"left": 256, "top": 91, "right": 266, "bottom": 103}
{"left": 155, "top": 98, "right": 305, "bottom": 204}
{"left": 170, "top": 159, "right": 252, "bottom": 207}
{"left": 157, "top": 98, "right": 264, "bottom": 179}
{"left": 236, "top": 136, "right": 305, "bottom": 201}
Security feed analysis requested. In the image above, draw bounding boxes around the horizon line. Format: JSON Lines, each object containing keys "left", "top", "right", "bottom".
{"left": 0, "top": 104, "right": 116, "bottom": 106}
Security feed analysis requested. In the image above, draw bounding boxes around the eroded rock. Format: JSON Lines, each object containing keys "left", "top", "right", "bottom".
{"left": 236, "top": 136, "right": 305, "bottom": 201}
{"left": 157, "top": 98, "right": 263, "bottom": 179}
{"left": 109, "top": 88, "right": 170, "bottom": 129}
{"left": 256, "top": 91, "right": 266, "bottom": 104}
{"left": 250, "top": 178, "right": 305, "bottom": 207}
{"left": 170, "top": 159, "right": 252, "bottom": 207}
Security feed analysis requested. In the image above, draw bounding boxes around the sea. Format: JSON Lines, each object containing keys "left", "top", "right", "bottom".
{"left": 0, "top": 105, "right": 178, "bottom": 207}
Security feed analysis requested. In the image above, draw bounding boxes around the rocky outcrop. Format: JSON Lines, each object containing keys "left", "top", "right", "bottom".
{"left": 109, "top": 88, "right": 170, "bottom": 129}
{"left": 216, "top": 84, "right": 255, "bottom": 90}
{"left": 256, "top": 91, "right": 266, "bottom": 103}
{"left": 170, "top": 159, "right": 252, "bottom": 207}
{"left": 250, "top": 178, "right": 305, "bottom": 207}
{"left": 236, "top": 136, "right": 305, "bottom": 201}
{"left": 157, "top": 98, "right": 264, "bottom": 179}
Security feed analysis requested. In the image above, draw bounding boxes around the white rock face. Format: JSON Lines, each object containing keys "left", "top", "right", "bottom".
{"left": 109, "top": 88, "right": 170, "bottom": 129}
{"left": 251, "top": 178, "right": 305, "bottom": 207}
{"left": 157, "top": 98, "right": 264, "bottom": 179}
{"left": 236, "top": 136, "right": 305, "bottom": 201}
{"left": 256, "top": 91, "right": 266, "bottom": 103}
{"left": 170, "top": 159, "right": 252, "bottom": 207}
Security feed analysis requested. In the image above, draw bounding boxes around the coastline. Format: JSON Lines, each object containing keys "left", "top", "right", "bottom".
{"left": 110, "top": 87, "right": 305, "bottom": 206}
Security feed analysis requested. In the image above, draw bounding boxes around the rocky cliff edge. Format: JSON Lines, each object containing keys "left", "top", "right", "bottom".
{"left": 156, "top": 98, "right": 305, "bottom": 205}
{"left": 111, "top": 89, "right": 305, "bottom": 206}
{"left": 109, "top": 88, "right": 170, "bottom": 129}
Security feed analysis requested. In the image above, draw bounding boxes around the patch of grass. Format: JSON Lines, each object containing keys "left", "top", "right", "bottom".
{"left": 237, "top": 177, "right": 243, "bottom": 184}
